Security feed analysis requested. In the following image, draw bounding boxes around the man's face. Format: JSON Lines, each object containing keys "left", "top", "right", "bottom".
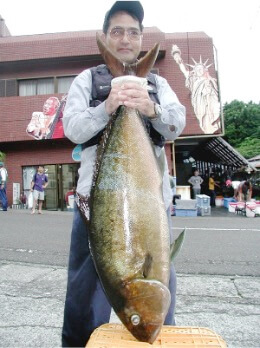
{"left": 104, "top": 11, "right": 142, "bottom": 64}
{"left": 38, "top": 166, "right": 44, "bottom": 174}
{"left": 43, "top": 99, "right": 56, "bottom": 116}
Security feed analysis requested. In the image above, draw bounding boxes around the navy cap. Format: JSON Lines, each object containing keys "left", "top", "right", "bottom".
{"left": 103, "top": 1, "right": 144, "bottom": 32}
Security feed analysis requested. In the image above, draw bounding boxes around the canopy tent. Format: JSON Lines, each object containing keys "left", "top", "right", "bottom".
{"left": 189, "top": 137, "right": 256, "bottom": 172}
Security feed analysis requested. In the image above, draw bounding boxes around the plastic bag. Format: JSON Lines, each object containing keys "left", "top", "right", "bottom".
{"left": 27, "top": 192, "right": 33, "bottom": 209}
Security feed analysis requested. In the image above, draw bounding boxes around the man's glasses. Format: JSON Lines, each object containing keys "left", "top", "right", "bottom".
{"left": 109, "top": 27, "right": 142, "bottom": 41}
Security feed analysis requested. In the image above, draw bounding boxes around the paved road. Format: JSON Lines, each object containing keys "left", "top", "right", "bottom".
{"left": 0, "top": 208, "right": 259, "bottom": 347}
{"left": 1, "top": 208, "right": 259, "bottom": 276}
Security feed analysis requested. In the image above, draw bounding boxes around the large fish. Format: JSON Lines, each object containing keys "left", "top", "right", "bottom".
{"left": 79, "top": 34, "right": 171, "bottom": 344}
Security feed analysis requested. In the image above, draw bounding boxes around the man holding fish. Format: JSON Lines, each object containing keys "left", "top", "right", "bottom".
{"left": 62, "top": 1, "right": 186, "bottom": 346}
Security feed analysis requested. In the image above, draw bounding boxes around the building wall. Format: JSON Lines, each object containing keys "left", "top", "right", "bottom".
{"left": 0, "top": 27, "right": 222, "bottom": 208}
{"left": 1, "top": 140, "right": 74, "bottom": 204}
{"left": 0, "top": 28, "right": 222, "bottom": 142}
{"left": 2, "top": 140, "right": 173, "bottom": 205}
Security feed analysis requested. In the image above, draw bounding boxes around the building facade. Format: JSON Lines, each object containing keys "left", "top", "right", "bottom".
{"left": 0, "top": 26, "right": 224, "bottom": 209}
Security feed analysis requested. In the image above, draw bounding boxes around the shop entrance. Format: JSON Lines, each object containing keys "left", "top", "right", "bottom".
{"left": 44, "top": 164, "right": 79, "bottom": 211}
{"left": 23, "top": 163, "right": 79, "bottom": 211}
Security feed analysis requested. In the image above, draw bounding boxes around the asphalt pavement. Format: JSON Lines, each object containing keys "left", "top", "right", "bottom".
{"left": 0, "top": 208, "right": 259, "bottom": 347}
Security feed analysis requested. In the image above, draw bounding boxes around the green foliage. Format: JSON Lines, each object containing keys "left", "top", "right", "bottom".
{"left": 0, "top": 151, "right": 6, "bottom": 162}
{"left": 235, "top": 138, "right": 260, "bottom": 159}
{"left": 224, "top": 100, "right": 260, "bottom": 158}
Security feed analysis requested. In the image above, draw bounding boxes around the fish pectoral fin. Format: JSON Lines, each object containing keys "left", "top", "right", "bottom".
{"left": 142, "top": 253, "right": 153, "bottom": 278}
{"left": 170, "top": 229, "right": 186, "bottom": 262}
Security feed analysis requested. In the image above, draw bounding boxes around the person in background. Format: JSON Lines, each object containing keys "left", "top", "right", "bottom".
{"left": 30, "top": 165, "right": 48, "bottom": 214}
{"left": 61, "top": 1, "right": 186, "bottom": 346}
{"left": 236, "top": 180, "right": 253, "bottom": 202}
{"left": 232, "top": 179, "right": 241, "bottom": 198}
{"left": 188, "top": 169, "right": 203, "bottom": 198}
{"left": 208, "top": 173, "right": 220, "bottom": 206}
{"left": 0, "top": 161, "right": 8, "bottom": 211}
{"left": 225, "top": 178, "right": 232, "bottom": 187}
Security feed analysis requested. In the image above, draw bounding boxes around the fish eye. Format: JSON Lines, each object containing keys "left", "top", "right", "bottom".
{"left": 131, "top": 314, "right": 140, "bottom": 326}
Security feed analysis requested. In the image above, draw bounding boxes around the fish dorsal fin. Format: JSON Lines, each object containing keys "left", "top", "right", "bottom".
{"left": 91, "top": 109, "right": 119, "bottom": 189}
{"left": 96, "top": 32, "right": 160, "bottom": 77}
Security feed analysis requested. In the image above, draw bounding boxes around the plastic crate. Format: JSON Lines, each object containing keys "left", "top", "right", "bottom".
{"left": 175, "top": 209, "right": 197, "bottom": 217}
{"left": 197, "top": 206, "right": 211, "bottom": 216}
{"left": 86, "top": 323, "right": 227, "bottom": 347}
{"left": 196, "top": 195, "right": 210, "bottom": 208}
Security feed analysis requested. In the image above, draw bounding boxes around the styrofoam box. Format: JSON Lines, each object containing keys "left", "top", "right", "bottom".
{"left": 245, "top": 202, "right": 259, "bottom": 218}
{"left": 197, "top": 206, "right": 211, "bottom": 216}
{"left": 255, "top": 206, "right": 260, "bottom": 215}
{"left": 228, "top": 202, "right": 238, "bottom": 213}
{"left": 215, "top": 197, "right": 224, "bottom": 207}
{"left": 175, "top": 209, "right": 197, "bottom": 217}
{"left": 196, "top": 194, "right": 210, "bottom": 207}
{"left": 246, "top": 207, "right": 255, "bottom": 218}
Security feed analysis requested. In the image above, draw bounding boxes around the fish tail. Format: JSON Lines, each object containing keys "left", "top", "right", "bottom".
{"left": 96, "top": 33, "right": 160, "bottom": 77}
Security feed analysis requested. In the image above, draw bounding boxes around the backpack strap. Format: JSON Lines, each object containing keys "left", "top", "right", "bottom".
{"left": 82, "top": 66, "right": 165, "bottom": 149}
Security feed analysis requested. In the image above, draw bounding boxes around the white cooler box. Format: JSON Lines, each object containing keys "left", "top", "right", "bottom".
{"left": 228, "top": 202, "right": 238, "bottom": 213}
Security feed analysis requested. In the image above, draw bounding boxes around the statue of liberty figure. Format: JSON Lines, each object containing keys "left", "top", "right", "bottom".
{"left": 171, "top": 45, "right": 221, "bottom": 134}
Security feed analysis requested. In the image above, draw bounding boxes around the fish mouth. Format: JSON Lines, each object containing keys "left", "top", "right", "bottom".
{"left": 117, "top": 279, "right": 171, "bottom": 344}
{"left": 130, "top": 321, "right": 162, "bottom": 344}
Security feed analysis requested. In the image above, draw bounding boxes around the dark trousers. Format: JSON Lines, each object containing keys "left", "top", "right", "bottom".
{"left": 0, "top": 187, "right": 8, "bottom": 211}
{"left": 62, "top": 206, "right": 177, "bottom": 347}
{"left": 209, "top": 189, "right": 216, "bottom": 206}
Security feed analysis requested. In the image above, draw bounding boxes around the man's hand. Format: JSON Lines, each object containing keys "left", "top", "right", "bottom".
{"left": 105, "top": 82, "right": 155, "bottom": 117}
